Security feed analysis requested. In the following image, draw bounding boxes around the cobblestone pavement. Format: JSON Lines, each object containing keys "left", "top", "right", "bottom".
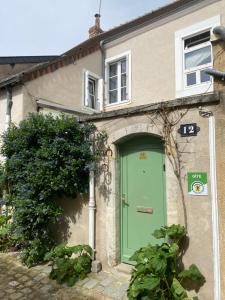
{"left": 0, "top": 253, "right": 129, "bottom": 300}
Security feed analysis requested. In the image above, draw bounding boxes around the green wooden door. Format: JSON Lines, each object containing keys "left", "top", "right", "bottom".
{"left": 120, "top": 136, "right": 166, "bottom": 263}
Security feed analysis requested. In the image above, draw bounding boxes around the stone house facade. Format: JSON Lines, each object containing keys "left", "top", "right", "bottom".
{"left": 1, "top": 0, "right": 225, "bottom": 299}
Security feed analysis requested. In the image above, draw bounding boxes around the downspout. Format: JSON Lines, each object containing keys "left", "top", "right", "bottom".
{"left": 1, "top": 86, "right": 13, "bottom": 215}
{"left": 88, "top": 134, "right": 96, "bottom": 259}
{"left": 88, "top": 39, "right": 105, "bottom": 268}
{"left": 208, "top": 115, "right": 221, "bottom": 300}
{"left": 89, "top": 166, "right": 95, "bottom": 257}
{"left": 199, "top": 110, "right": 221, "bottom": 299}
{"left": 5, "top": 86, "right": 13, "bottom": 131}
{"left": 100, "top": 40, "right": 105, "bottom": 111}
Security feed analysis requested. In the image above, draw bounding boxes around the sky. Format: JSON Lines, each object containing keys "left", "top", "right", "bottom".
{"left": 0, "top": 0, "right": 173, "bottom": 56}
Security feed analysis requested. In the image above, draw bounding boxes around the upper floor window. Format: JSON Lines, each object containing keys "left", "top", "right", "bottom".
{"left": 106, "top": 51, "right": 131, "bottom": 106}
{"left": 175, "top": 16, "right": 220, "bottom": 98}
{"left": 83, "top": 70, "right": 103, "bottom": 111}
{"left": 88, "top": 77, "right": 97, "bottom": 109}
{"left": 184, "top": 31, "right": 212, "bottom": 88}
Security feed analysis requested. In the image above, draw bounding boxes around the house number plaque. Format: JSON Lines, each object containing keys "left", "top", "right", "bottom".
{"left": 178, "top": 123, "right": 200, "bottom": 137}
{"left": 136, "top": 207, "right": 153, "bottom": 214}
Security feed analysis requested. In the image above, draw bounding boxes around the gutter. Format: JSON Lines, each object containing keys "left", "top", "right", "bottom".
{"left": 0, "top": 75, "right": 22, "bottom": 89}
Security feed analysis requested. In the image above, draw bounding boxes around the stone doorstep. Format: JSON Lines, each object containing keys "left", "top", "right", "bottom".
{"left": 113, "top": 263, "right": 132, "bottom": 279}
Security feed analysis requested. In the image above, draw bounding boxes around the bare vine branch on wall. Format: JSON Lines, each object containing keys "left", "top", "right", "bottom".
{"left": 148, "top": 107, "right": 189, "bottom": 228}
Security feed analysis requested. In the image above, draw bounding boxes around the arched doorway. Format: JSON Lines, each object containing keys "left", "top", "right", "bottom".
{"left": 119, "top": 134, "right": 166, "bottom": 263}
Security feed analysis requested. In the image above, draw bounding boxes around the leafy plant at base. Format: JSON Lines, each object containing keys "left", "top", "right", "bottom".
{"left": 0, "top": 113, "right": 106, "bottom": 266}
{"left": 44, "top": 244, "right": 92, "bottom": 286}
{"left": 0, "top": 215, "right": 15, "bottom": 251}
{"left": 127, "top": 224, "right": 205, "bottom": 300}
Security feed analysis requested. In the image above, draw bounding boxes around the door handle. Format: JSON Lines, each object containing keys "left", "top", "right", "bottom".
{"left": 121, "top": 194, "right": 128, "bottom": 205}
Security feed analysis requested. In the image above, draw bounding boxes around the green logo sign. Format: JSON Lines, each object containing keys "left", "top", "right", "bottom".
{"left": 188, "top": 172, "right": 208, "bottom": 196}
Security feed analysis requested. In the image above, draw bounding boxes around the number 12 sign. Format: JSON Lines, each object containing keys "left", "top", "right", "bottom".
{"left": 178, "top": 123, "right": 200, "bottom": 137}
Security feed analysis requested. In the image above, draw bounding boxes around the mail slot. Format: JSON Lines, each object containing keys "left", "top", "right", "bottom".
{"left": 136, "top": 207, "right": 153, "bottom": 214}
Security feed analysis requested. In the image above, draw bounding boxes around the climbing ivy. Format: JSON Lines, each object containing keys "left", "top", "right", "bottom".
{"left": 0, "top": 113, "right": 106, "bottom": 266}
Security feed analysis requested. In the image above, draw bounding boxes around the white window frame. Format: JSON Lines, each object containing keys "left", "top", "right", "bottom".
{"left": 105, "top": 50, "right": 131, "bottom": 107}
{"left": 175, "top": 15, "right": 220, "bottom": 98}
{"left": 83, "top": 70, "right": 103, "bottom": 111}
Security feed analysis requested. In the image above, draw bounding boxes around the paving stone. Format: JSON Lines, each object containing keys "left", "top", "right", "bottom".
{"left": 33, "top": 273, "right": 46, "bottom": 281}
{"left": 100, "top": 277, "right": 114, "bottom": 287}
{"left": 39, "top": 284, "right": 54, "bottom": 293}
{"left": 9, "top": 281, "right": 20, "bottom": 287}
{"left": 0, "top": 291, "right": 6, "bottom": 298}
{"left": 76, "top": 277, "right": 89, "bottom": 286}
{"left": 9, "top": 292, "right": 23, "bottom": 300}
{"left": 6, "top": 288, "right": 15, "bottom": 294}
{"left": 24, "top": 280, "right": 33, "bottom": 287}
{"left": 19, "top": 275, "right": 30, "bottom": 282}
{"left": 95, "top": 284, "right": 105, "bottom": 293}
{"left": 83, "top": 278, "right": 99, "bottom": 289}
{"left": 21, "top": 287, "right": 32, "bottom": 294}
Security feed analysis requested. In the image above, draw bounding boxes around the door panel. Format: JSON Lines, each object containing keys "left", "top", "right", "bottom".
{"left": 120, "top": 136, "right": 166, "bottom": 263}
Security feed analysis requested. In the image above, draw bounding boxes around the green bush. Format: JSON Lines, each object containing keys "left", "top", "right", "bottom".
{"left": 44, "top": 244, "right": 92, "bottom": 286}
{"left": 127, "top": 224, "right": 205, "bottom": 300}
{"left": 0, "top": 113, "right": 106, "bottom": 266}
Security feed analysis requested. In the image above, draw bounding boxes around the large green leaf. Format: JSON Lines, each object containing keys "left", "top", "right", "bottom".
{"left": 178, "top": 264, "right": 205, "bottom": 284}
{"left": 171, "top": 278, "right": 188, "bottom": 299}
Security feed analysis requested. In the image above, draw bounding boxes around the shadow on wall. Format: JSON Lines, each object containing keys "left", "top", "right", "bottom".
{"left": 50, "top": 194, "right": 89, "bottom": 243}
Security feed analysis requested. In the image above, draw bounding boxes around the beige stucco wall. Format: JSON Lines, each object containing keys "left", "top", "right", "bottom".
{"left": 22, "top": 51, "right": 102, "bottom": 116}
{"left": 104, "top": 0, "right": 225, "bottom": 110}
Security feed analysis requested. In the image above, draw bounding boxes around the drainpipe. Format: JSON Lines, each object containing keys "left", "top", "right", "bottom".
{"left": 100, "top": 40, "right": 105, "bottom": 111}
{"left": 1, "top": 86, "right": 13, "bottom": 215}
{"left": 89, "top": 166, "right": 95, "bottom": 258}
{"left": 88, "top": 132, "right": 96, "bottom": 259}
{"left": 205, "top": 68, "right": 225, "bottom": 80}
{"left": 199, "top": 110, "right": 221, "bottom": 299}
{"left": 213, "top": 26, "right": 225, "bottom": 41}
{"left": 208, "top": 115, "right": 221, "bottom": 300}
{"left": 5, "top": 86, "right": 13, "bottom": 131}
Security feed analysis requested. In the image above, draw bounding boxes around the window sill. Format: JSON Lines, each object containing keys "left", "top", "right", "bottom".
{"left": 176, "top": 82, "right": 213, "bottom": 98}
{"left": 105, "top": 99, "right": 131, "bottom": 109}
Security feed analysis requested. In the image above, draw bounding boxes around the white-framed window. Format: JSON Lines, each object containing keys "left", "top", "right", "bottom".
{"left": 83, "top": 70, "right": 103, "bottom": 111}
{"left": 175, "top": 16, "right": 220, "bottom": 98}
{"left": 105, "top": 51, "right": 131, "bottom": 106}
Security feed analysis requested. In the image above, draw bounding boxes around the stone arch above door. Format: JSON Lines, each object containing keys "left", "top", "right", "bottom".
{"left": 108, "top": 122, "right": 163, "bottom": 145}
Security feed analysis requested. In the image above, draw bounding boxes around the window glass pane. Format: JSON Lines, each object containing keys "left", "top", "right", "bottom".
{"left": 109, "top": 63, "right": 117, "bottom": 77}
{"left": 88, "top": 80, "right": 95, "bottom": 95}
{"left": 109, "top": 90, "right": 118, "bottom": 103}
{"left": 121, "top": 59, "right": 126, "bottom": 73}
{"left": 109, "top": 77, "right": 117, "bottom": 90}
{"left": 200, "top": 69, "right": 211, "bottom": 83}
{"left": 121, "top": 88, "right": 127, "bottom": 101}
{"left": 89, "top": 95, "right": 95, "bottom": 109}
{"left": 121, "top": 74, "right": 126, "bottom": 87}
{"left": 185, "top": 45, "right": 211, "bottom": 69}
{"left": 186, "top": 72, "right": 196, "bottom": 86}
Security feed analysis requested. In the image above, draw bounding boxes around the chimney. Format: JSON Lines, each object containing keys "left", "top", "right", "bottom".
{"left": 89, "top": 14, "right": 103, "bottom": 38}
